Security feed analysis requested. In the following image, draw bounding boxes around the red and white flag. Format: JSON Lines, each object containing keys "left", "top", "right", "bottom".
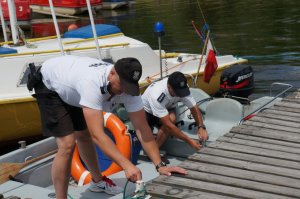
{"left": 203, "top": 39, "right": 218, "bottom": 83}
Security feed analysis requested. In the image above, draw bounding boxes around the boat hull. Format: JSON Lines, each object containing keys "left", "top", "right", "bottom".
{"left": 0, "top": 98, "right": 41, "bottom": 144}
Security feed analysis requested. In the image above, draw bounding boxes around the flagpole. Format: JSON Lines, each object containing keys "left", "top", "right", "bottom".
{"left": 194, "top": 30, "right": 210, "bottom": 86}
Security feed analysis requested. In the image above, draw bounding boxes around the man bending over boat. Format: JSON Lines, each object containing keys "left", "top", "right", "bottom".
{"left": 29, "top": 55, "right": 186, "bottom": 199}
{"left": 142, "top": 71, "right": 208, "bottom": 151}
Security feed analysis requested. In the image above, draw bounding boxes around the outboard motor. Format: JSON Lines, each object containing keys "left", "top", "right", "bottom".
{"left": 217, "top": 65, "right": 254, "bottom": 98}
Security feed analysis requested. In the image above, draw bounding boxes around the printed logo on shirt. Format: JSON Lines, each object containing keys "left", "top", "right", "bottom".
{"left": 89, "top": 62, "right": 110, "bottom": 67}
{"left": 157, "top": 93, "right": 166, "bottom": 103}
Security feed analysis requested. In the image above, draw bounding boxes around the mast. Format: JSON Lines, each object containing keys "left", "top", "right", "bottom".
{"left": 7, "top": 0, "right": 19, "bottom": 44}
{"left": 86, "top": 0, "right": 102, "bottom": 59}
{"left": 0, "top": 1, "right": 8, "bottom": 43}
{"left": 48, "top": 0, "right": 65, "bottom": 55}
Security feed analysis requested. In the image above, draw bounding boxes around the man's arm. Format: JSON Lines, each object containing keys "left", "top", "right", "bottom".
{"left": 82, "top": 107, "right": 141, "bottom": 181}
{"left": 160, "top": 114, "right": 201, "bottom": 150}
{"left": 190, "top": 106, "right": 208, "bottom": 141}
{"left": 128, "top": 109, "right": 161, "bottom": 165}
{"left": 128, "top": 109, "right": 187, "bottom": 176}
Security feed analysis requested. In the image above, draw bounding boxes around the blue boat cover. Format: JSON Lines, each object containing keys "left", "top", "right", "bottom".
{"left": 0, "top": 47, "right": 18, "bottom": 54}
{"left": 63, "top": 24, "right": 121, "bottom": 39}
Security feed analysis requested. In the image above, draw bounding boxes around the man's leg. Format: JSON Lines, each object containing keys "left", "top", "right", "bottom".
{"left": 156, "top": 111, "right": 177, "bottom": 148}
{"left": 75, "top": 130, "right": 102, "bottom": 182}
{"left": 52, "top": 133, "right": 76, "bottom": 199}
{"left": 75, "top": 130, "right": 123, "bottom": 195}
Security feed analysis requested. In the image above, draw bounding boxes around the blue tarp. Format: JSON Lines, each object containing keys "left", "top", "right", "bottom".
{"left": 63, "top": 24, "right": 121, "bottom": 39}
{"left": 0, "top": 47, "right": 17, "bottom": 55}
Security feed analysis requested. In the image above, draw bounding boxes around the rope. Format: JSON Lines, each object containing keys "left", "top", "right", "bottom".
{"left": 123, "top": 179, "right": 130, "bottom": 199}
{"left": 196, "top": 0, "right": 207, "bottom": 25}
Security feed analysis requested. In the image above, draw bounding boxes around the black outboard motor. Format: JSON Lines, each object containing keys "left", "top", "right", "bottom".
{"left": 217, "top": 65, "right": 254, "bottom": 98}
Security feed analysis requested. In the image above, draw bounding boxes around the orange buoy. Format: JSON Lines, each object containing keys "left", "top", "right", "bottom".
{"left": 71, "top": 112, "right": 131, "bottom": 186}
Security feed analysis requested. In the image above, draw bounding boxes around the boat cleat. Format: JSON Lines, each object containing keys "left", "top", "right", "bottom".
{"left": 126, "top": 180, "right": 152, "bottom": 199}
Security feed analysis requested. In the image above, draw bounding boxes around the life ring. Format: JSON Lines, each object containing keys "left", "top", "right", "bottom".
{"left": 71, "top": 112, "right": 131, "bottom": 186}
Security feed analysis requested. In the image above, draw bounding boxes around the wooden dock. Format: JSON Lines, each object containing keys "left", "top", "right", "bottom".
{"left": 146, "top": 90, "right": 300, "bottom": 198}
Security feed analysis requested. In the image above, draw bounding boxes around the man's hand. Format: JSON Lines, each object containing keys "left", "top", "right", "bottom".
{"left": 124, "top": 165, "right": 142, "bottom": 182}
{"left": 158, "top": 166, "right": 188, "bottom": 176}
{"left": 198, "top": 128, "right": 208, "bottom": 142}
{"left": 188, "top": 139, "right": 201, "bottom": 150}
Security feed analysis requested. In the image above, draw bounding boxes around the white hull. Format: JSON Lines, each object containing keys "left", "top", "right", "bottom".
{"left": 0, "top": 31, "right": 247, "bottom": 102}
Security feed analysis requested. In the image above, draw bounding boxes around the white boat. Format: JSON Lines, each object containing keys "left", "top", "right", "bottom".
{"left": 0, "top": 84, "right": 293, "bottom": 198}
{"left": 0, "top": 0, "right": 247, "bottom": 146}
{"left": 0, "top": 24, "right": 247, "bottom": 145}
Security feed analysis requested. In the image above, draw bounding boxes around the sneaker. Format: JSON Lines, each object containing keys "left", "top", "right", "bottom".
{"left": 89, "top": 176, "right": 123, "bottom": 195}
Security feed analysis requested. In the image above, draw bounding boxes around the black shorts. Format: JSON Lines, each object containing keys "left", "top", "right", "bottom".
{"left": 33, "top": 82, "right": 87, "bottom": 137}
{"left": 145, "top": 111, "right": 162, "bottom": 129}
{"left": 145, "top": 108, "right": 176, "bottom": 130}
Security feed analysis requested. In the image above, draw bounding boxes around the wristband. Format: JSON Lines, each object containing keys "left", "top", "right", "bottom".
{"left": 155, "top": 161, "right": 167, "bottom": 172}
{"left": 198, "top": 124, "right": 206, "bottom": 130}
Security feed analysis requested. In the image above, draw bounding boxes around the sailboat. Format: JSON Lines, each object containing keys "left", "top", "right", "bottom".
{"left": 0, "top": 0, "right": 247, "bottom": 145}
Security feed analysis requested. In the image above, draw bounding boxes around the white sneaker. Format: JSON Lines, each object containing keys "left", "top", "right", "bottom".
{"left": 89, "top": 176, "right": 123, "bottom": 195}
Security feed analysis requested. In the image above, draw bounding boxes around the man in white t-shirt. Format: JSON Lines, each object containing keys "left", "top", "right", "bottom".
{"left": 31, "top": 55, "right": 186, "bottom": 199}
{"left": 142, "top": 72, "right": 208, "bottom": 151}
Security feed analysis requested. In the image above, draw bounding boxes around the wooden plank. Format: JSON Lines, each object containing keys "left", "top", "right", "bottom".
{"left": 169, "top": 170, "right": 300, "bottom": 197}
{"left": 282, "top": 98, "right": 300, "bottom": 104}
{"left": 261, "top": 109, "right": 300, "bottom": 118}
{"left": 275, "top": 101, "right": 300, "bottom": 109}
{"left": 189, "top": 152, "right": 300, "bottom": 179}
{"left": 200, "top": 147, "right": 300, "bottom": 170}
{"left": 282, "top": 92, "right": 300, "bottom": 103}
{"left": 217, "top": 136, "right": 300, "bottom": 154}
{"left": 224, "top": 133, "right": 300, "bottom": 149}
{"left": 146, "top": 183, "right": 237, "bottom": 199}
{"left": 230, "top": 125, "right": 300, "bottom": 142}
{"left": 248, "top": 116, "right": 300, "bottom": 128}
{"left": 256, "top": 112, "right": 300, "bottom": 123}
{"left": 267, "top": 106, "right": 300, "bottom": 114}
{"left": 203, "top": 142, "right": 300, "bottom": 162}
{"left": 282, "top": 92, "right": 300, "bottom": 100}
{"left": 153, "top": 175, "right": 295, "bottom": 199}
{"left": 243, "top": 120, "right": 300, "bottom": 134}
{"left": 180, "top": 160, "right": 300, "bottom": 189}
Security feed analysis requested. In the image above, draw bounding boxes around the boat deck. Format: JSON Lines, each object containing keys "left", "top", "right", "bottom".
{"left": 146, "top": 90, "right": 300, "bottom": 198}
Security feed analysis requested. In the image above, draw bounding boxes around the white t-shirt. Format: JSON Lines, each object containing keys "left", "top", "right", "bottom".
{"left": 41, "top": 55, "right": 143, "bottom": 112}
{"left": 142, "top": 78, "right": 196, "bottom": 118}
